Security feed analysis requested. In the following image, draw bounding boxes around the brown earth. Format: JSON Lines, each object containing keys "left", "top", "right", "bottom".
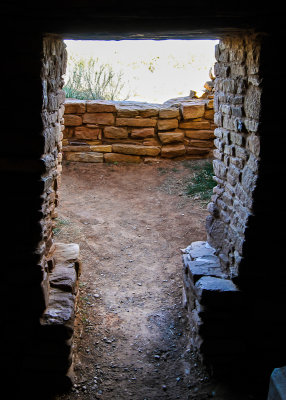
{"left": 53, "top": 159, "right": 251, "bottom": 400}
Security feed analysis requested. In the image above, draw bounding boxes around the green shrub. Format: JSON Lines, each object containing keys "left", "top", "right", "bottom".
{"left": 186, "top": 161, "right": 216, "bottom": 201}
{"left": 63, "top": 56, "right": 130, "bottom": 101}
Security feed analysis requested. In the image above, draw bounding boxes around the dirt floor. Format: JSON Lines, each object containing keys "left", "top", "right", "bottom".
{"left": 53, "top": 159, "right": 252, "bottom": 400}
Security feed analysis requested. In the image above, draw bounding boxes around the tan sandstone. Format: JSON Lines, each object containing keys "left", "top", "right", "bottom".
{"left": 104, "top": 153, "right": 141, "bottom": 163}
{"left": 161, "top": 144, "right": 186, "bottom": 158}
{"left": 83, "top": 113, "right": 115, "bottom": 125}
{"left": 112, "top": 143, "right": 160, "bottom": 156}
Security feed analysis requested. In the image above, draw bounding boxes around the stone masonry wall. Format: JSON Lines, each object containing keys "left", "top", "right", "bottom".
{"left": 182, "top": 34, "right": 263, "bottom": 382}
{"left": 62, "top": 93, "right": 215, "bottom": 163}
{"left": 206, "top": 36, "right": 261, "bottom": 278}
{"left": 1, "top": 34, "right": 80, "bottom": 393}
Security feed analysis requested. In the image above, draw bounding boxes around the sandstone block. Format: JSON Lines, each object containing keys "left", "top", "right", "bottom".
{"left": 112, "top": 143, "right": 160, "bottom": 156}
{"left": 116, "top": 118, "right": 157, "bottom": 127}
{"left": 74, "top": 126, "right": 101, "bottom": 140}
{"left": 190, "top": 139, "right": 213, "bottom": 148}
{"left": 185, "top": 130, "right": 214, "bottom": 140}
{"left": 158, "top": 131, "right": 184, "bottom": 144}
{"left": 143, "top": 138, "right": 161, "bottom": 146}
{"left": 63, "top": 127, "right": 73, "bottom": 139}
{"left": 104, "top": 126, "right": 128, "bottom": 139}
{"left": 64, "top": 152, "right": 104, "bottom": 163}
{"left": 186, "top": 147, "right": 210, "bottom": 155}
{"left": 83, "top": 113, "right": 115, "bottom": 125}
{"left": 179, "top": 120, "right": 211, "bottom": 130}
{"left": 86, "top": 100, "right": 116, "bottom": 113}
{"left": 63, "top": 145, "right": 90, "bottom": 152}
{"left": 161, "top": 144, "right": 186, "bottom": 158}
{"left": 139, "top": 108, "right": 159, "bottom": 117}
{"left": 82, "top": 140, "right": 102, "bottom": 146}
{"left": 204, "top": 109, "right": 215, "bottom": 120}
{"left": 104, "top": 153, "right": 141, "bottom": 163}
{"left": 40, "top": 288, "right": 75, "bottom": 339}
{"left": 131, "top": 128, "right": 155, "bottom": 139}
{"left": 117, "top": 107, "right": 139, "bottom": 117}
{"left": 181, "top": 102, "right": 205, "bottom": 119}
{"left": 54, "top": 243, "right": 80, "bottom": 264}
{"left": 64, "top": 100, "right": 86, "bottom": 114}
{"left": 64, "top": 115, "right": 82, "bottom": 126}
{"left": 157, "top": 118, "right": 178, "bottom": 130}
{"left": 159, "top": 108, "right": 180, "bottom": 119}
{"left": 49, "top": 264, "right": 77, "bottom": 294}
{"left": 90, "top": 145, "right": 112, "bottom": 152}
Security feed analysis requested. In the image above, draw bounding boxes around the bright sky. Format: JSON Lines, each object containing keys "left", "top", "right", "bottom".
{"left": 64, "top": 39, "right": 219, "bottom": 103}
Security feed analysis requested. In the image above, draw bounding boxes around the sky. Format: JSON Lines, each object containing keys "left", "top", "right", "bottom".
{"left": 64, "top": 39, "right": 219, "bottom": 104}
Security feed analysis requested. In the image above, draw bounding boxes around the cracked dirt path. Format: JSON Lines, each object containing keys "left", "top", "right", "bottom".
{"left": 53, "top": 160, "right": 249, "bottom": 400}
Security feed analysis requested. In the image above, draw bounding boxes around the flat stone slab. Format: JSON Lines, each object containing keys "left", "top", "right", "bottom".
{"left": 195, "top": 276, "right": 242, "bottom": 309}
{"left": 49, "top": 263, "right": 77, "bottom": 294}
{"left": 53, "top": 243, "right": 80, "bottom": 264}
{"left": 183, "top": 254, "right": 226, "bottom": 283}
{"left": 268, "top": 366, "right": 286, "bottom": 400}
{"left": 182, "top": 241, "right": 216, "bottom": 260}
{"left": 40, "top": 288, "right": 75, "bottom": 339}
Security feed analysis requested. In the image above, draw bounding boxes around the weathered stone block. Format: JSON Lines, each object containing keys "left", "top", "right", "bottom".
{"left": 117, "top": 106, "right": 140, "bottom": 117}
{"left": 204, "top": 109, "right": 214, "bottom": 120}
{"left": 90, "top": 145, "right": 112, "bottom": 152}
{"left": 139, "top": 108, "right": 160, "bottom": 117}
{"left": 74, "top": 126, "right": 101, "bottom": 140}
{"left": 131, "top": 128, "right": 155, "bottom": 138}
{"left": 179, "top": 121, "right": 211, "bottom": 130}
{"left": 190, "top": 139, "right": 213, "bottom": 148}
{"left": 157, "top": 118, "right": 178, "bottom": 130}
{"left": 195, "top": 276, "right": 241, "bottom": 309}
{"left": 64, "top": 152, "right": 104, "bottom": 163}
{"left": 49, "top": 264, "right": 77, "bottom": 294}
{"left": 64, "top": 115, "right": 82, "bottom": 127}
{"left": 86, "top": 100, "right": 116, "bottom": 113}
{"left": 159, "top": 108, "right": 180, "bottom": 119}
{"left": 186, "top": 147, "right": 210, "bottom": 156}
{"left": 104, "top": 153, "right": 141, "bottom": 163}
{"left": 112, "top": 143, "right": 160, "bottom": 156}
{"left": 180, "top": 102, "right": 205, "bottom": 119}
{"left": 53, "top": 243, "right": 80, "bottom": 264}
{"left": 161, "top": 144, "right": 186, "bottom": 158}
{"left": 83, "top": 113, "right": 115, "bottom": 125}
{"left": 182, "top": 241, "right": 216, "bottom": 260}
{"left": 143, "top": 138, "right": 161, "bottom": 146}
{"left": 116, "top": 118, "right": 157, "bottom": 127}
{"left": 64, "top": 100, "right": 86, "bottom": 114}
{"left": 104, "top": 126, "right": 128, "bottom": 139}
{"left": 158, "top": 131, "right": 184, "bottom": 144}
{"left": 40, "top": 288, "right": 75, "bottom": 339}
{"left": 63, "top": 145, "right": 90, "bottom": 152}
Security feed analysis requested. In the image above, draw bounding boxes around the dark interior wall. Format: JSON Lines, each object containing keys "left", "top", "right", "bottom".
{"left": 1, "top": 0, "right": 285, "bottom": 394}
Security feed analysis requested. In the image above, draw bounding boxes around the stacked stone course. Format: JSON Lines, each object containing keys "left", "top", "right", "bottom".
{"left": 182, "top": 35, "right": 263, "bottom": 381}
{"left": 23, "top": 35, "right": 82, "bottom": 391}
{"left": 62, "top": 94, "right": 215, "bottom": 163}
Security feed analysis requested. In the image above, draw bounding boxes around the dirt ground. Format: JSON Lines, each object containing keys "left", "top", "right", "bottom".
{"left": 53, "top": 159, "right": 252, "bottom": 400}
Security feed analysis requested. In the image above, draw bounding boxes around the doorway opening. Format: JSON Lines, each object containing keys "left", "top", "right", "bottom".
{"left": 52, "top": 38, "right": 234, "bottom": 399}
